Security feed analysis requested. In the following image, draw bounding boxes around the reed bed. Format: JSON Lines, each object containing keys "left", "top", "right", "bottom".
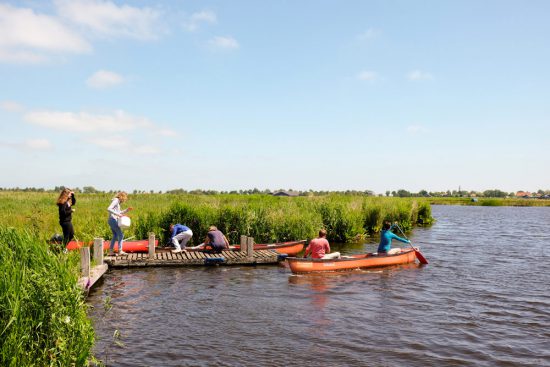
{"left": 0, "top": 192, "right": 433, "bottom": 245}
{"left": 0, "top": 227, "right": 94, "bottom": 366}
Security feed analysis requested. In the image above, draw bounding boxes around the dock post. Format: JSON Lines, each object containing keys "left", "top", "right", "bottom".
{"left": 93, "top": 238, "right": 104, "bottom": 265}
{"left": 246, "top": 236, "right": 254, "bottom": 258}
{"left": 240, "top": 235, "right": 247, "bottom": 253}
{"left": 80, "top": 247, "right": 90, "bottom": 277}
{"left": 148, "top": 233, "right": 155, "bottom": 258}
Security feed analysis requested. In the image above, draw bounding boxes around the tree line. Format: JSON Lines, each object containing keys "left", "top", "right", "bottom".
{"left": 1, "top": 186, "right": 549, "bottom": 198}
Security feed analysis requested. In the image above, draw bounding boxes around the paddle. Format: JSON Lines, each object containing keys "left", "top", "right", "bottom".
{"left": 394, "top": 223, "right": 428, "bottom": 264}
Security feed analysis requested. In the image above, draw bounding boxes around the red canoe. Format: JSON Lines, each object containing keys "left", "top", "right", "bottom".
{"left": 66, "top": 239, "right": 305, "bottom": 255}
{"left": 229, "top": 240, "right": 306, "bottom": 256}
{"left": 65, "top": 239, "right": 158, "bottom": 253}
{"left": 286, "top": 248, "right": 418, "bottom": 274}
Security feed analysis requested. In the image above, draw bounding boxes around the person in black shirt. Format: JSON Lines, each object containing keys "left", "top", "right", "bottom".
{"left": 56, "top": 188, "right": 76, "bottom": 246}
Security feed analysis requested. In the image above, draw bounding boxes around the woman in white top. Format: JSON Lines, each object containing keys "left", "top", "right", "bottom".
{"left": 107, "top": 191, "right": 133, "bottom": 255}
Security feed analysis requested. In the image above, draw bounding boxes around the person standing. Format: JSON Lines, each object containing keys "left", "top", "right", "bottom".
{"left": 304, "top": 229, "right": 340, "bottom": 259}
{"left": 56, "top": 188, "right": 76, "bottom": 246}
{"left": 377, "top": 221, "right": 410, "bottom": 255}
{"left": 169, "top": 223, "right": 193, "bottom": 253}
{"left": 107, "top": 191, "right": 133, "bottom": 256}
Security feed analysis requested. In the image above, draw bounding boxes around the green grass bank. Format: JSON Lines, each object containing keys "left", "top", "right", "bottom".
{"left": 0, "top": 192, "right": 433, "bottom": 245}
{"left": 0, "top": 227, "right": 94, "bottom": 366}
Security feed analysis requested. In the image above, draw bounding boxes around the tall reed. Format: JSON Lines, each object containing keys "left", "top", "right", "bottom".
{"left": 0, "top": 227, "right": 94, "bottom": 366}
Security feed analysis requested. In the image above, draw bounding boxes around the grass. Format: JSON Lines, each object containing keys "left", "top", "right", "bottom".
{"left": 0, "top": 191, "right": 433, "bottom": 246}
{"left": 0, "top": 227, "right": 94, "bottom": 366}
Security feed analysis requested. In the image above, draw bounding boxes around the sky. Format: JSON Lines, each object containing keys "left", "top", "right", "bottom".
{"left": 1, "top": 0, "right": 549, "bottom": 194}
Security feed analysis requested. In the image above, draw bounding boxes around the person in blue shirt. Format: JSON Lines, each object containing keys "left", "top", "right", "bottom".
{"left": 169, "top": 223, "right": 193, "bottom": 253}
{"left": 377, "top": 221, "right": 410, "bottom": 255}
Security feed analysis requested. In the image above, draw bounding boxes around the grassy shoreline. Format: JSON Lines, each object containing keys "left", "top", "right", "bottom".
{"left": 0, "top": 192, "right": 433, "bottom": 245}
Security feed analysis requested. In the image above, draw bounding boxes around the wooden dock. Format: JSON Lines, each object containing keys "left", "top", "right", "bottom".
{"left": 105, "top": 248, "right": 284, "bottom": 268}
{"left": 77, "top": 235, "right": 286, "bottom": 293}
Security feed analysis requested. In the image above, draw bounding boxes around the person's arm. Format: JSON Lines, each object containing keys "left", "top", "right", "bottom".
{"left": 325, "top": 240, "right": 331, "bottom": 253}
{"left": 389, "top": 232, "right": 410, "bottom": 244}
{"left": 170, "top": 227, "right": 178, "bottom": 240}
{"left": 304, "top": 244, "right": 311, "bottom": 258}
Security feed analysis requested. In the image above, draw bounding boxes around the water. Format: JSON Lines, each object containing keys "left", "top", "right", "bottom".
{"left": 87, "top": 206, "right": 550, "bottom": 366}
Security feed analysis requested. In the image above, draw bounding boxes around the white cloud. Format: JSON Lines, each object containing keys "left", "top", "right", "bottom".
{"left": 158, "top": 128, "right": 178, "bottom": 137}
{"left": 0, "top": 100, "right": 24, "bottom": 112}
{"left": 0, "top": 3, "right": 91, "bottom": 63}
{"left": 87, "top": 136, "right": 129, "bottom": 149}
{"left": 208, "top": 36, "right": 239, "bottom": 50}
{"left": 407, "top": 70, "right": 434, "bottom": 81}
{"left": 133, "top": 145, "right": 159, "bottom": 155}
{"left": 86, "top": 70, "right": 124, "bottom": 89}
{"left": 407, "top": 125, "right": 429, "bottom": 134}
{"left": 357, "top": 70, "right": 378, "bottom": 81}
{"left": 25, "top": 139, "right": 53, "bottom": 150}
{"left": 24, "top": 109, "right": 153, "bottom": 133}
{"left": 183, "top": 10, "right": 217, "bottom": 32}
{"left": 55, "top": 0, "right": 164, "bottom": 40}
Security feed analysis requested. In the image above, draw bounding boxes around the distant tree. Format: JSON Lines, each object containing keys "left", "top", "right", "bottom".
{"left": 418, "top": 189, "right": 429, "bottom": 197}
{"left": 385, "top": 191, "right": 390, "bottom": 197}
{"left": 483, "top": 189, "right": 507, "bottom": 198}
{"left": 396, "top": 189, "right": 411, "bottom": 197}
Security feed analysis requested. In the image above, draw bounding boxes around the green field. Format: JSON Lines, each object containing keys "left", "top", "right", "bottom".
{"left": 0, "top": 191, "right": 434, "bottom": 245}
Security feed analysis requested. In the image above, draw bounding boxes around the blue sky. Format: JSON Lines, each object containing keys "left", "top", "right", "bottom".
{"left": 1, "top": 0, "right": 549, "bottom": 194}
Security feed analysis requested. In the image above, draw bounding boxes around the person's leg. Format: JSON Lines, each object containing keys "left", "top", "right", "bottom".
{"left": 108, "top": 217, "right": 118, "bottom": 254}
{"left": 322, "top": 252, "right": 341, "bottom": 259}
{"left": 172, "top": 232, "right": 185, "bottom": 251}
{"left": 61, "top": 222, "right": 71, "bottom": 246}
{"left": 387, "top": 248, "right": 401, "bottom": 255}
{"left": 67, "top": 222, "right": 75, "bottom": 243}
{"left": 179, "top": 230, "right": 193, "bottom": 249}
{"left": 118, "top": 227, "right": 125, "bottom": 253}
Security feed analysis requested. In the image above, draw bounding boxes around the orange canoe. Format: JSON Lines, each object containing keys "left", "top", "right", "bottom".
{"left": 65, "top": 239, "right": 159, "bottom": 253}
{"left": 230, "top": 240, "right": 306, "bottom": 256}
{"left": 286, "top": 248, "right": 418, "bottom": 274}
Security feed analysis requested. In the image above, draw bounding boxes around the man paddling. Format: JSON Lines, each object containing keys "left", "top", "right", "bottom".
{"left": 377, "top": 221, "right": 410, "bottom": 255}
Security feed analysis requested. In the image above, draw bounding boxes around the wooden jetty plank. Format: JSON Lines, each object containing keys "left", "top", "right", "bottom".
{"left": 105, "top": 248, "right": 282, "bottom": 268}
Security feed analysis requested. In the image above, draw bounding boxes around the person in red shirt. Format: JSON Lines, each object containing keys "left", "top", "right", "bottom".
{"left": 304, "top": 229, "right": 340, "bottom": 259}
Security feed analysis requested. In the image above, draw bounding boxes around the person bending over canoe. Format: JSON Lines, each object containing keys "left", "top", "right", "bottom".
{"left": 377, "top": 221, "right": 410, "bottom": 255}
{"left": 304, "top": 229, "right": 340, "bottom": 259}
{"left": 187, "top": 226, "right": 229, "bottom": 253}
{"left": 169, "top": 223, "right": 193, "bottom": 254}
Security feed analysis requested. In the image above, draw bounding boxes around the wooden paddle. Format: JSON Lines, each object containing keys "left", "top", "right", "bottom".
{"left": 395, "top": 223, "right": 428, "bottom": 264}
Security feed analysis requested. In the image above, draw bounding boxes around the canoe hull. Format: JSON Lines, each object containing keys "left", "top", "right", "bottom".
{"left": 230, "top": 240, "right": 306, "bottom": 256}
{"left": 65, "top": 239, "right": 158, "bottom": 253}
{"left": 286, "top": 249, "right": 417, "bottom": 274}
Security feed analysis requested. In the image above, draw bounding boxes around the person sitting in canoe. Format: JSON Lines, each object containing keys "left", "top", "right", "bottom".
{"left": 187, "top": 226, "right": 230, "bottom": 253}
{"left": 377, "top": 221, "right": 411, "bottom": 255}
{"left": 304, "top": 229, "right": 340, "bottom": 259}
{"left": 169, "top": 223, "right": 193, "bottom": 254}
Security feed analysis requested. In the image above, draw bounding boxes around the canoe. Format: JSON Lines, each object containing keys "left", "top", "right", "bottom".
{"left": 65, "top": 239, "right": 159, "bottom": 253}
{"left": 286, "top": 248, "right": 417, "bottom": 274}
{"left": 229, "top": 240, "right": 306, "bottom": 256}
{"left": 157, "top": 240, "right": 306, "bottom": 256}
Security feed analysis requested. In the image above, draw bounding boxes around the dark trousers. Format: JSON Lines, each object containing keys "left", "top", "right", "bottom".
{"left": 60, "top": 222, "right": 75, "bottom": 245}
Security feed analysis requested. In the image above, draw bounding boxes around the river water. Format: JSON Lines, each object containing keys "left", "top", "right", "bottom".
{"left": 87, "top": 205, "right": 550, "bottom": 366}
